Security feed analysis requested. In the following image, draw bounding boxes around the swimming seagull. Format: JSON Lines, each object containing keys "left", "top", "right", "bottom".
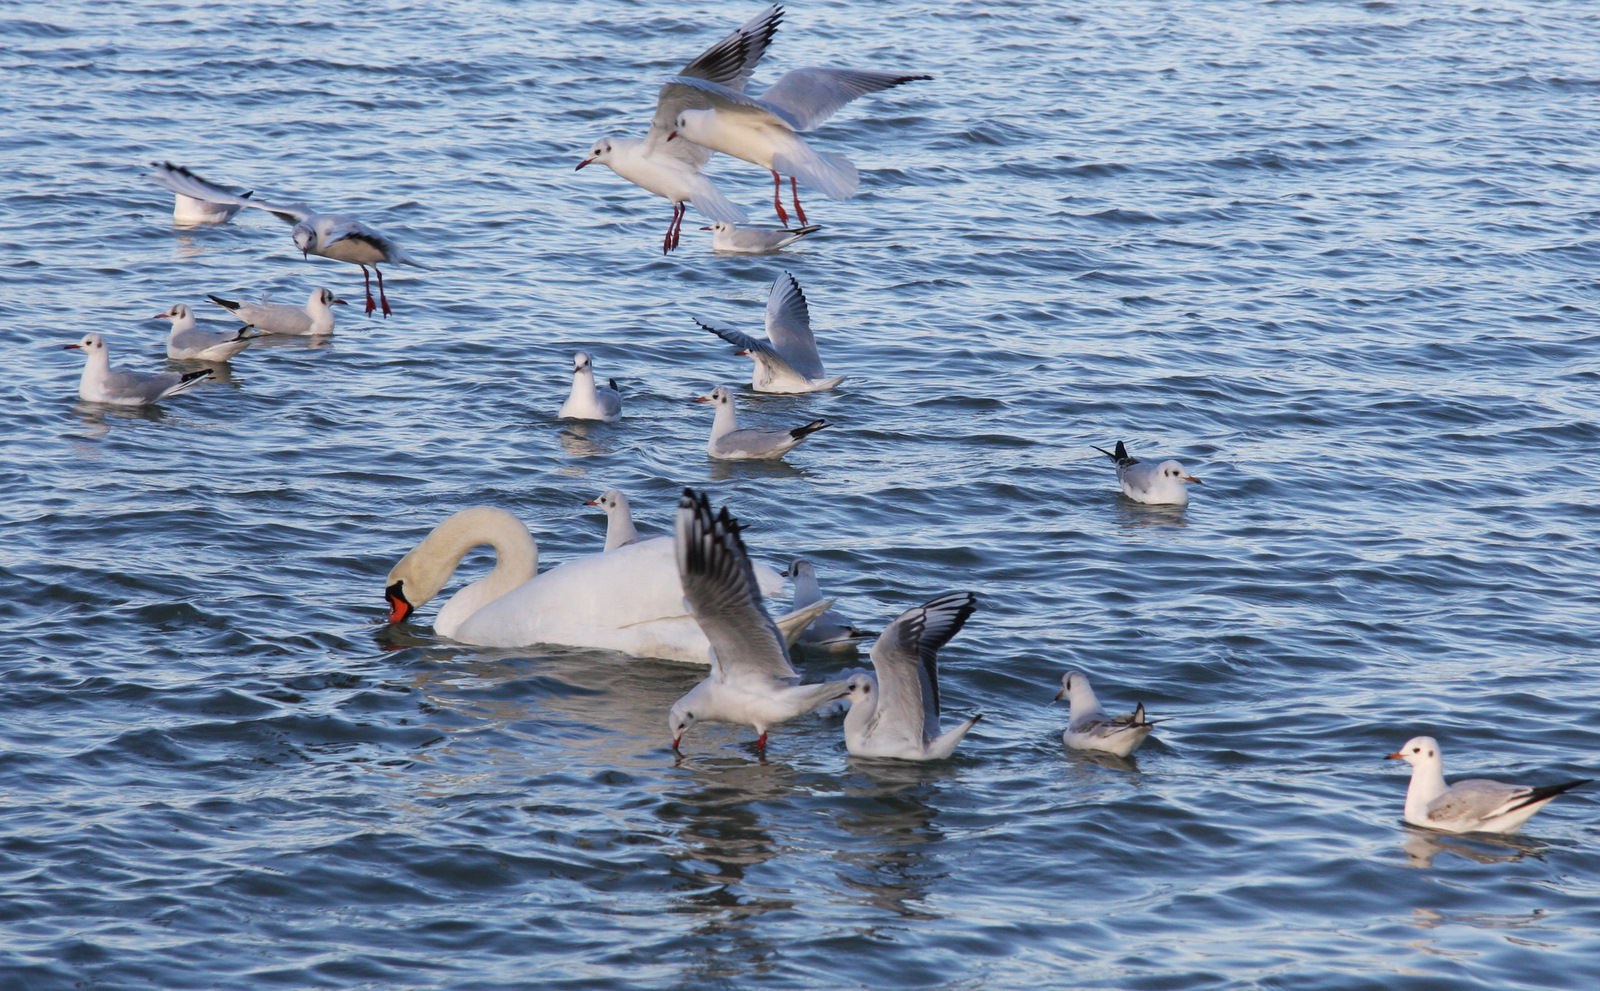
{"left": 701, "top": 221, "right": 821, "bottom": 253}
{"left": 669, "top": 488, "right": 850, "bottom": 752}
{"left": 1386, "top": 736, "right": 1590, "bottom": 835}
{"left": 841, "top": 591, "right": 980, "bottom": 760}
{"left": 587, "top": 489, "right": 645, "bottom": 551}
{"left": 64, "top": 333, "right": 212, "bottom": 405}
{"left": 558, "top": 352, "right": 623, "bottom": 422}
{"left": 694, "top": 385, "right": 830, "bottom": 460}
{"left": 146, "top": 161, "right": 254, "bottom": 225}
{"left": 577, "top": 5, "right": 784, "bottom": 252}
{"left": 783, "top": 558, "right": 870, "bottom": 650}
{"left": 1055, "top": 670, "right": 1163, "bottom": 758}
{"left": 665, "top": 64, "right": 932, "bottom": 226}
{"left": 695, "top": 271, "right": 845, "bottom": 393}
{"left": 155, "top": 303, "right": 256, "bottom": 361}
{"left": 1091, "top": 440, "right": 1202, "bottom": 506}
{"left": 206, "top": 288, "right": 348, "bottom": 337}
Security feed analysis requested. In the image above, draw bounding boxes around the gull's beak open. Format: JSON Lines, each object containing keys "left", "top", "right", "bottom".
{"left": 575, "top": 158, "right": 594, "bottom": 171}
{"left": 384, "top": 581, "right": 413, "bottom": 624}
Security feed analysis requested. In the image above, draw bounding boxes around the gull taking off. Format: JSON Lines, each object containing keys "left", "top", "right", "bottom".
{"left": 65, "top": 333, "right": 211, "bottom": 405}
{"left": 1092, "top": 441, "right": 1202, "bottom": 506}
{"left": 206, "top": 288, "right": 347, "bottom": 337}
{"left": 696, "top": 271, "right": 845, "bottom": 393}
{"left": 1055, "top": 671, "right": 1162, "bottom": 758}
{"left": 701, "top": 221, "right": 821, "bottom": 253}
{"left": 1386, "top": 736, "right": 1590, "bottom": 835}
{"left": 665, "top": 58, "right": 931, "bottom": 225}
{"left": 695, "top": 385, "right": 829, "bottom": 459}
{"left": 156, "top": 303, "right": 255, "bottom": 362}
{"left": 841, "top": 591, "right": 981, "bottom": 760}
{"left": 146, "top": 161, "right": 253, "bottom": 225}
{"left": 577, "top": 6, "right": 783, "bottom": 252}
{"left": 669, "top": 489, "right": 849, "bottom": 752}
{"left": 587, "top": 489, "right": 644, "bottom": 551}
{"left": 558, "top": 352, "right": 623, "bottom": 422}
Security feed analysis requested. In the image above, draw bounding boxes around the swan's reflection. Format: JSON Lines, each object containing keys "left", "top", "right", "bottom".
{"left": 1398, "top": 826, "right": 1545, "bottom": 869}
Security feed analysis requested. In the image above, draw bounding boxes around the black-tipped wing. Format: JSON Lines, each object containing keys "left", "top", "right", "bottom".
{"left": 765, "top": 272, "right": 825, "bottom": 378}
{"left": 678, "top": 5, "right": 783, "bottom": 89}
{"left": 869, "top": 591, "right": 977, "bottom": 740}
{"left": 694, "top": 318, "right": 789, "bottom": 370}
{"left": 147, "top": 162, "right": 252, "bottom": 204}
{"left": 756, "top": 68, "right": 933, "bottom": 131}
{"left": 676, "top": 489, "right": 796, "bottom": 683}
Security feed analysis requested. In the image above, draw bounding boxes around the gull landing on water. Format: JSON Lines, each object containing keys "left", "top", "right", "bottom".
{"left": 669, "top": 489, "right": 850, "bottom": 753}
{"left": 1092, "top": 440, "right": 1202, "bottom": 506}
{"left": 576, "top": 6, "right": 783, "bottom": 252}
{"left": 65, "top": 333, "right": 211, "bottom": 405}
{"left": 1055, "top": 670, "right": 1163, "bottom": 758}
{"left": 155, "top": 303, "right": 256, "bottom": 361}
{"left": 695, "top": 385, "right": 830, "bottom": 460}
{"left": 1386, "top": 736, "right": 1590, "bottom": 835}
{"left": 695, "top": 271, "right": 845, "bottom": 393}
{"left": 842, "top": 591, "right": 981, "bottom": 761}
{"left": 558, "top": 352, "right": 623, "bottom": 422}
{"left": 701, "top": 221, "right": 821, "bottom": 253}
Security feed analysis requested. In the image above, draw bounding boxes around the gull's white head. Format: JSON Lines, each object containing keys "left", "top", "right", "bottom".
{"left": 694, "top": 385, "right": 734, "bottom": 408}
{"left": 668, "top": 109, "right": 713, "bottom": 144}
{"left": 843, "top": 672, "right": 876, "bottom": 706}
{"left": 1157, "top": 460, "right": 1202, "bottom": 486}
{"left": 585, "top": 488, "right": 628, "bottom": 513}
{"left": 783, "top": 559, "right": 816, "bottom": 581}
{"left": 572, "top": 352, "right": 594, "bottom": 376}
{"left": 292, "top": 222, "right": 316, "bottom": 256}
{"left": 64, "top": 332, "right": 106, "bottom": 354}
{"left": 1385, "top": 735, "right": 1441, "bottom": 769}
{"left": 700, "top": 221, "right": 735, "bottom": 233}
{"left": 576, "top": 139, "right": 614, "bottom": 170}
{"left": 1055, "top": 670, "right": 1095, "bottom": 704}
{"left": 668, "top": 699, "right": 700, "bottom": 750}
{"left": 155, "top": 303, "right": 192, "bottom": 323}
{"left": 314, "top": 287, "right": 348, "bottom": 309}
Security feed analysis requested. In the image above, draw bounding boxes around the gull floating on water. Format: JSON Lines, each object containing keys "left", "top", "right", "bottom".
{"left": 1055, "top": 670, "right": 1163, "bottom": 757}
{"left": 1092, "top": 440, "right": 1202, "bottom": 506}
{"left": 587, "top": 489, "right": 645, "bottom": 551}
{"left": 696, "top": 272, "right": 845, "bottom": 393}
{"left": 842, "top": 591, "right": 980, "bottom": 760}
{"left": 1386, "top": 735, "right": 1590, "bottom": 835}
{"left": 665, "top": 57, "right": 931, "bottom": 225}
{"left": 701, "top": 220, "right": 821, "bottom": 253}
{"left": 65, "top": 333, "right": 211, "bottom": 405}
{"left": 146, "top": 161, "right": 253, "bottom": 225}
{"left": 206, "top": 288, "right": 347, "bottom": 337}
{"left": 155, "top": 303, "right": 256, "bottom": 361}
{"left": 559, "top": 352, "right": 623, "bottom": 422}
{"left": 784, "top": 558, "right": 870, "bottom": 651}
{"left": 577, "top": 5, "right": 783, "bottom": 252}
{"left": 695, "top": 384, "right": 829, "bottom": 460}
{"left": 669, "top": 489, "right": 849, "bottom": 752}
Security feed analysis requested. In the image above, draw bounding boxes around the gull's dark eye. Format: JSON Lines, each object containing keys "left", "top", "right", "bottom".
{"left": 1413, "top": 747, "right": 1420, "bottom": 753}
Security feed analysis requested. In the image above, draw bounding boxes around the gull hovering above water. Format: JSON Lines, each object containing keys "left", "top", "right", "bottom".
{"left": 695, "top": 271, "right": 845, "bottom": 393}
{"left": 577, "top": 5, "right": 784, "bottom": 252}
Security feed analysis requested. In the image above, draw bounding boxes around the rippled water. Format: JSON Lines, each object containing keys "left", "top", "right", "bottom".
{"left": 3, "top": 0, "right": 1599, "bottom": 988}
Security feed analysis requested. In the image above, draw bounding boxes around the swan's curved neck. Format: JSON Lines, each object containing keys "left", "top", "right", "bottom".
{"left": 386, "top": 507, "right": 538, "bottom": 636}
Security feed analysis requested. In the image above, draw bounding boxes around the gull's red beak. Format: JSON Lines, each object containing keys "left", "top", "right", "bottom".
{"left": 1184, "top": 475, "right": 1203, "bottom": 484}
{"left": 152, "top": 312, "right": 169, "bottom": 319}
{"left": 1384, "top": 751, "right": 1405, "bottom": 760}
{"left": 693, "top": 396, "right": 711, "bottom": 403}
{"left": 331, "top": 298, "right": 349, "bottom": 306}
{"left": 384, "top": 581, "right": 413, "bottom": 624}
{"left": 63, "top": 343, "right": 82, "bottom": 350}
{"left": 575, "top": 158, "right": 594, "bottom": 171}
{"left": 735, "top": 349, "right": 751, "bottom": 356}
{"left": 666, "top": 131, "right": 677, "bottom": 142}
{"left": 700, "top": 226, "right": 713, "bottom": 231}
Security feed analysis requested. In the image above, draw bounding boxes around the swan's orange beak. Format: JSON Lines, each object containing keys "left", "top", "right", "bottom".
{"left": 385, "top": 581, "right": 413, "bottom": 623}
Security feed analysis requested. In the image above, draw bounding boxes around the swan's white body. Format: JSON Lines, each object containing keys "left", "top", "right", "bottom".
{"left": 385, "top": 506, "right": 792, "bottom": 663}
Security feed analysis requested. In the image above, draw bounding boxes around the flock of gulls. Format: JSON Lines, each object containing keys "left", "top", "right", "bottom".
{"left": 83, "top": 4, "right": 1586, "bottom": 837}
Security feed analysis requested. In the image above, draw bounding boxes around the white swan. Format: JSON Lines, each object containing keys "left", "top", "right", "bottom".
{"left": 384, "top": 505, "right": 817, "bottom": 663}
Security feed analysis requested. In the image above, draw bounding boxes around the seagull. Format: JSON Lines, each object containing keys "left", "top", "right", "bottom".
{"left": 694, "top": 385, "right": 830, "bottom": 460}
{"left": 206, "top": 288, "right": 348, "bottom": 337}
{"left": 665, "top": 65, "right": 932, "bottom": 225}
{"left": 668, "top": 488, "right": 850, "bottom": 753}
{"left": 1386, "top": 736, "right": 1590, "bottom": 835}
{"left": 155, "top": 303, "right": 255, "bottom": 361}
{"left": 695, "top": 271, "right": 845, "bottom": 393}
{"left": 1091, "top": 441, "right": 1202, "bottom": 506}
{"left": 558, "top": 352, "right": 623, "bottom": 422}
{"left": 841, "top": 591, "right": 981, "bottom": 760}
{"left": 64, "top": 333, "right": 211, "bottom": 405}
{"left": 587, "top": 489, "right": 645, "bottom": 551}
{"left": 577, "top": 5, "right": 784, "bottom": 252}
{"left": 783, "top": 559, "right": 870, "bottom": 650}
{"left": 244, "top": 201, "right": 428, "bottom": 318}
{"left": 146, "top": 161, "right": 253, "bottom": 225}
{"left": 1054, "top": 670, "right": 1163, "bottom": 758}
{"left": 701, "top": 221, "right": 821, "bottom": 253}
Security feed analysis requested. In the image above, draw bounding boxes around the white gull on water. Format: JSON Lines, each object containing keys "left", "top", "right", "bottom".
{"left": 65, "top": 333, "right": 211, "bottom": 406}
{"left": 1055, "top": 670, "right": 1163, "bottom": 758}
{"left": 576, "top": 5, "right": 784, "bottom": 252}
{"left": 695, "top": 384, "right": 830, "bottom": 460}
{"left": 558, "top": 352, "right": 623, "bottom": 422}
{"left": 701, "top": 220, "right": 821, "bottom": 253}
{"left": 206, "top": 288, "right": 347, "bottom": 337}
{"left": 783, "top": 558, "right": 870, "bottom": 651}
{"left": 695, "top": 271, "right": 845, "bottom": 393}
{"left": 1386, "top": 736, "right": 1590, "bottom": 835}
{"left": 668, "top": 489, "right": 849, "bottom": 752}
{"left": 841, "top": 591, "right": 981, "bottom": 761}
{"left": 1092, "top": 440, "right": 1203, "bottom": 506}
{"left": 155, "top": 303, "right": 255, "bottom": 362}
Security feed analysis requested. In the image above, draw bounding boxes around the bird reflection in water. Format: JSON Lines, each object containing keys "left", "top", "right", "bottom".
{"left": 1398, "top": 826, "right": 1546, "bottom": 870}
{"left": 558, "top": 422, "right": 617, "bottom": 459}
{"left": 1112, "top": 501, "right": 1188, "bottom": 531}
{"left": 832, "top": 761, "right": 953, "bottom": 922}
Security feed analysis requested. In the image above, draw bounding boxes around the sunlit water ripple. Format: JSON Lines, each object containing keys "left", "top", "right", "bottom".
{"left": 2, "top": 1, "right": 1598, "bottom": 988}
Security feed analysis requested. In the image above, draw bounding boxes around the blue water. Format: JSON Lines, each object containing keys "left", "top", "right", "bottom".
{"left": 3, "top": 0, "right": 1598, "bottom": 988}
